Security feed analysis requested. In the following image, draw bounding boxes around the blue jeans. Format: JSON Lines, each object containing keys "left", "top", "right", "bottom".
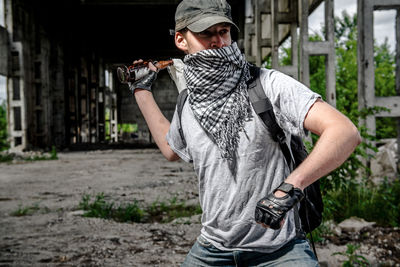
{"left": 181, "top": 236, "right": 319, "bottom": 267}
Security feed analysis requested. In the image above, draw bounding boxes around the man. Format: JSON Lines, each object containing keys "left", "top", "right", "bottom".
{"left": 132, "top": 0, "right": 361, "bottom": 265}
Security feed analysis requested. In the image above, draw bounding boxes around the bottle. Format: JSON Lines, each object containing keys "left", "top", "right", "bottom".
{"left": 117, "top": 60, "right": 174, "bottom": 84}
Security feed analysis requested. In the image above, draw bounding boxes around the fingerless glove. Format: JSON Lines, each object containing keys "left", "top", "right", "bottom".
{"left": 255, "top": 182, "right": 304, "bottom": 229}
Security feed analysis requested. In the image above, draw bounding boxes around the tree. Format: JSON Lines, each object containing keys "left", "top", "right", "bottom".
{"left": 0, "top": 103, "right": 8, "bottom": 151}
{"left": 273, "top": 11, "right": 397, "bottom": 192}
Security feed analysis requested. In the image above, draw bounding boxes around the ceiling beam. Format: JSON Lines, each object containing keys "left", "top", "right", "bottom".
{"left": 79, "top": 0, "right": 180, "bottom": 5}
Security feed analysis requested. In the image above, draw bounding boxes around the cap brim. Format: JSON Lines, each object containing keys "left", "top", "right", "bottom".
{"left": 187, "top": 16, "right": 239, "bottom": 33}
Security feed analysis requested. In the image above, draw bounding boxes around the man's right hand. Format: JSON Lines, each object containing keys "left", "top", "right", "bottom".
{"left": 255, "top": 182, "right": 304, "bottom": 229}
{"left": 129, "top": 60, "right": 158, "bottom": 93}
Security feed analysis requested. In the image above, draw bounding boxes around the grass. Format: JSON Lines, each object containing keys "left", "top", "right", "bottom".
{"left": 0, "top": 153, "right": 13, "bottom": 163}
{"left": 78, "top": 193, "right": 202, "bottom": 224}
{"left": 25, "top": 146, "right": 58, "bottom": 161}
{"left": 308, "top": 177, "right": 400, "bottom": 244}
{"left": 332, "top": 244, "right": 370, "bottom": 266}
{"left": 322, "top": 178, "right": 400, "bottom": 227}
{"left": 147, "top": 196, "right": 202, "bottom": 223}
{"left": 10, "top": 203, "right": 41, "bottom": 216}
{"left": 78, "top": 193, "right": 145, "bottom": 222}
{"left": 0, "top": 146, "right": 58, "bottom": 163}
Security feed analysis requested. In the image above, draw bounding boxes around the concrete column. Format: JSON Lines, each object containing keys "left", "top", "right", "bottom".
{"left": 358, "top": 0, "right": 400, "bottom": 170}
{"left": 299, "top": 0, "right": 310, "bottom": 87}
{"left": 324, "top": 0, "right": 336, "bottom": 106}
{"left": 396, "top": 8, "right": 400, "bottom": 171}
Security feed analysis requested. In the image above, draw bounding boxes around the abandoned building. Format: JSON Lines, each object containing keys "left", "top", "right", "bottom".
{"left": 0, "top": 0, "right": 399, "bottom": 161}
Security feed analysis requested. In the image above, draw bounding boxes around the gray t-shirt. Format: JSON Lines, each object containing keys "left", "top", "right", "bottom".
{"left": 166, "top": 68, "right": 320, "bottom": 253}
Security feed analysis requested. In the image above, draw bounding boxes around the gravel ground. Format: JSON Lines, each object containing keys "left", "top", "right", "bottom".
{"left": 0, "top": 149, "right": 397, "bottom": 266}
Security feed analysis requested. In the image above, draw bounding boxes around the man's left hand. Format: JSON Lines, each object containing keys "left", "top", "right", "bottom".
{"left": 255, "top": 182, "right": 304, "bottom": 229}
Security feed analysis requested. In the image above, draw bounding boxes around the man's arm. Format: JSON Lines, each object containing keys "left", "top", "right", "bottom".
{"left": 134, "top": 89, "right": 180, "bottom": 161}
{"left": 256, "top": 99, "right": 361, "bottom": 228}
{"left": 284, "top": 99, "right": 361, "bottom": 190}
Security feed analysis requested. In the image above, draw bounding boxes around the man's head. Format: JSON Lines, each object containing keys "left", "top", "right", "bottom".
{"left": 175, "top": 0, "right": 238, "bottom": 34}
{"left": 174, "top": 0, "right": 238, "bottom": 54}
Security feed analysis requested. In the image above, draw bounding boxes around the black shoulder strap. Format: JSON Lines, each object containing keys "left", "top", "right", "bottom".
{"left": 248, "top": 65, "right": 306, "bottom": 241}
{"left": 177, "top": 89, "right": 188, "bottom": 147}
{"left": 249, "top": 66, "right": 320, "bottom": 255}
{"left": 247, "top": 65, "right": 294, "bottom": 171}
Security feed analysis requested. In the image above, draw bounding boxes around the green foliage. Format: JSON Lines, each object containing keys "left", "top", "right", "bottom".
{"left": 277, "top": 11, "right": 397, "bottom": 192}
{"left": 332, "top": 243, "right": 370, "bottom": 267}
{"left": 277, "top": 11, "right": 396, "bottom": 140}
{"left": 10, "top": 203, "right": 41, "bottom": 216}
{"left": 50, "top": 146, "right": 58, "bottom": 160}
{"left": 78, "top": 193, "right": 202, "bottom": 224}
{"left": 275, "top": 11, "right": 400, "bottom": 235}
{"left": 0, "top": 148, "right": 58, "bottom": 164}
{"left": 374, "top": 38, "right": 397, "bottom": 139}
{"left": 0, "top": 153, "right": 13, "bottom": 163}
{"left": 147, "top": 196, "right": 202, "bottom": 223}
{"left": 305, "top": 222, "right": 331, "bottom": 244}
{"left": 322, "top": 178, "right": 400, "bottom": 227}
{"left": 79, "top": 193, "right": 118, "bottom": 219}
{"left": 25, "top": 148, "right": 58, "bottom": 161}
{"left": 0, "top": 104, "right": 9, "bottom": 151}
{"left": 79, "top": 193, "right": 145, "bottom": 222}
{"left": 118, "top": 123, "right": 137, "bottom": 133}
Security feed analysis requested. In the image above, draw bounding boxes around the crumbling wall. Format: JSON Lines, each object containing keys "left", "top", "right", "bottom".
{"left": 8, "top": 0, "right": 67, "bottom": 149}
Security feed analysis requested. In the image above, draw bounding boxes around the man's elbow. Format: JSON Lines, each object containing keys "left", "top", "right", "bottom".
{"left": 164, "top": 150, "right": 180, "bottom": 162}
{"left": 349, "top": 124, "right": 362, "bottom": 147}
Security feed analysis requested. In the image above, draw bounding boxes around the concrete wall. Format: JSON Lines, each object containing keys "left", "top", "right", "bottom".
{"left": 8, "top": 0, "right": 68, "bottom": 148}
{"left": 0, "top": 27, "right": 8, "bottom": 76}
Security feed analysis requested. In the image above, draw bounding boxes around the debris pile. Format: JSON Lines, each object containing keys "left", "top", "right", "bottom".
{"left": 318, "top": 217, "right": 400, "bottom": 266}
{"left": 370, "top": 138, "right": 398, "bottom": 184}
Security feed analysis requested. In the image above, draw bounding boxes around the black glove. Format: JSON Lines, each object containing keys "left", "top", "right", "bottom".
{"left": 129, "top": 70, "right": 158, "bottom": 93}
{"left": 255, "top": 182, "right": 304, "bottom": 229}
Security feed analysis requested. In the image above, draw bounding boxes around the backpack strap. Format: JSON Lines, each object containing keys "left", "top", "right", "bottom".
{"left": 248, "top": 66, "right": 320, "bottom": 259}
{"left": 247, "top": 65, "right": 304, "bottom": 238}
{"left": 247, "top": 66, "right": 294, "bottom": 171}
{"left": 176, "top": 89, "right": 188, "bottom": 147}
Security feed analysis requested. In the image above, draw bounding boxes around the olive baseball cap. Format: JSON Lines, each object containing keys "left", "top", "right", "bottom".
{"left": 175, "top": 0, "right": 239, "bottom": 33}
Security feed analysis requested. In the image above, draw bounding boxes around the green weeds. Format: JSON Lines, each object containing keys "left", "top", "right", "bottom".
{"left": 147, "top": 196, "right": 202, "bottom": 223}
{"left": 10, "top": 203, "right": 41, "bottom": 216}
{"left": 0, "top": 153, "right": 13, "bottom": 163}
{"left": 0, "top": 146, "right": 58, "bottom": 163}
{"left": 322, "top": 178, "right": 400, "bottom": 227}
{"left": 25, "top": 146, "right": 58, "bottom": 161}
{"left": 78, "top": 193, "right": 202, "bottom": 224}
{"left": 332, "top": 244, "right": 370, "bottom": 267}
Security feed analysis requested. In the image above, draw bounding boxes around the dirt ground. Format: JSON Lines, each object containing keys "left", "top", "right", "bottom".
{"left": 0, "top": 149, "right": 397, "bottom": 266}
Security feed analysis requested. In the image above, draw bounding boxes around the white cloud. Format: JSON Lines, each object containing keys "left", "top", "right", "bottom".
{"left": 334, "top": 0, "right": 357, "bottom": 17}
{"left": 0, "top": 75, "right": 6, "bottom": 105}
{"left": 308, "top": 0, "right": 396, "bottom": 51}
{"left": 374, "top": 10, "right": 396, "bottom": 50}
{"left": 0, "top": 0, "right": 4, "bottom": 27}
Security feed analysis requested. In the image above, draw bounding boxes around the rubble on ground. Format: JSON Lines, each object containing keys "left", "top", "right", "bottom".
{"left": 371, "top": 138, "right": 399, "bottom": 184}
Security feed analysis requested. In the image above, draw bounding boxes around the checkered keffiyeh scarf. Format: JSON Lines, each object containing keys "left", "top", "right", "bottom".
{"left": 184, "top": 42, "right": 252, "bottom": 160}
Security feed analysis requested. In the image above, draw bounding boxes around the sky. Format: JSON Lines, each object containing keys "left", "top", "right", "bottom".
{"left": 308, "top": 0, "right": 397, "bottom": 51}
{"left": 0, "top": 76, "right": 6, "bottom": 106}
{"left": 0, "top": 0, "right": 4, "bottom": 27}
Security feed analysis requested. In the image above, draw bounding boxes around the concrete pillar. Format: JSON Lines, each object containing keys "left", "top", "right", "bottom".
{"left": 358, "top": 0, "right": 400, "bottom": 171}
{"left": 300, "top": 0, "right": 336, "bottom": 105}
{"left": 299, "top": 0, "right": 310, "bottom": 87}
{"left": 396, "top": 8, "right": 400, "bottom": 171}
